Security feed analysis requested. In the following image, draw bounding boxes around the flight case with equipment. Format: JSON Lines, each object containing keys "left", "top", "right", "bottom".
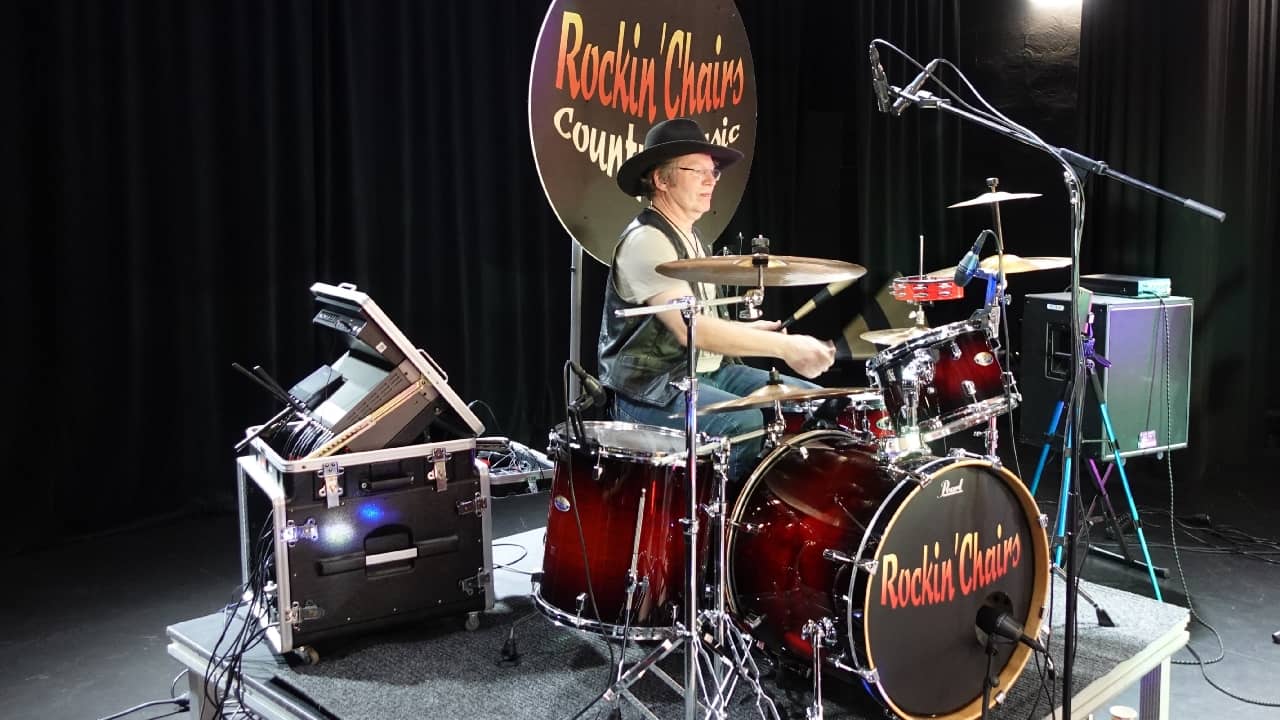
{"left": 236, "top": 283, "right": 492, "bottom": 658}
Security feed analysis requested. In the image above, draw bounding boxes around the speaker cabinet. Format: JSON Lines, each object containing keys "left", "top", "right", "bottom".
{"left": 1019, "top": 293, "right": 1192, "bottom": 459}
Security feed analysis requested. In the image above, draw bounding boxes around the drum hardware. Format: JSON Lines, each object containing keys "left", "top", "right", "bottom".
{"left": 821, "top": 548, "right": 854, "bottom": 565}
{"left": 946, "top": 189, "right": 1044, "bottom": 208}
{"left": 656, "top": 254, "right": 867, "bottom": 288}
{"left": 829, "top": 656, "right": 877, "bottom": 685}
{"left": 801, "top": 617, "right": 838, "bottom": 720}
{"left": 573, "top": 289, "right": 784, "bottom": 720}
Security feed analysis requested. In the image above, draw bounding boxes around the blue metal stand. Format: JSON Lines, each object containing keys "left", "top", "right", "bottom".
{"left": 1026, "top": 319, "right": 1164, "bottom": 601}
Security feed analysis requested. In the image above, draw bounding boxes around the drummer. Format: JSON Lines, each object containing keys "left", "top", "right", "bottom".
{"left": 598, "top": 117, "right": 836, "bottom": 481}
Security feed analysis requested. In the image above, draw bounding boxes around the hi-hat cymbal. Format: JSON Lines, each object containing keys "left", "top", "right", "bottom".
{"left": 699, "top": 384, "right": 878, "bottom": 414}
{"left": 657, "top": 255, "right": 866, "bottom": 287}
{"left": 861, "top": 325, "right": 934, "bottom": 346}
{"left": 947, "top": 191, "right": 1042, "bottom": 209}
{"left": 925, "top": 254, "right": 1071, "bottom": 277}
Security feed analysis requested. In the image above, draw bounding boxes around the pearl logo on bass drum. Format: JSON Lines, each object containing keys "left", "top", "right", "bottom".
{"left": 939, "top": 477, "right": 965, "bottom": 498}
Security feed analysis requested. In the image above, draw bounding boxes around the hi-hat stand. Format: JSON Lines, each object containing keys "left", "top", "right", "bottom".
{"left": 571, "top": 283, "right": 777, "bottom": 720}
{"left": 875, "top": 36, "right": 1226, "bottom": 719}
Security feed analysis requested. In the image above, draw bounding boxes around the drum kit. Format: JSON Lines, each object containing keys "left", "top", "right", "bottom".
{"left": 536, "top": 189, "right": 1059, "bottom": 719}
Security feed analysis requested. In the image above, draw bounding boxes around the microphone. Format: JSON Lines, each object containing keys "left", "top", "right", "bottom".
{"left": 953, "top": 230, "right": 992, "bottom": 287}
{"left": 868, "top": 45, "right": 891, "bottom": 114}
{"left": 569, "top": 361, "right": 607, "bottom": 411}
{"left": 976, "top": 606, "right": 1047, "bottom": 654}
{"left": 891, "top": 58, "right": 940, "bottom": 116}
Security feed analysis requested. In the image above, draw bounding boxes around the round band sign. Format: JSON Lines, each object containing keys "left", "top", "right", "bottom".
{"left": 528, "top": 0, "right": 757, "bottom": 264}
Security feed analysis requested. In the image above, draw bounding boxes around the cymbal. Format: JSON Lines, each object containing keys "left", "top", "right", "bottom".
{"left": 925, "top": 254, "right": 1071, "bottom": 277}
{"left": 947, "top": 191, "right": 1042, "bottom": 209}
{"left": 861, "top": 325, "right": 934, "bottom": 346}
{"left": 699, "top": 384, "right": 879, "bottom": 414}
{"left": 657, "top": 255, "right": 866, "bottom": 287}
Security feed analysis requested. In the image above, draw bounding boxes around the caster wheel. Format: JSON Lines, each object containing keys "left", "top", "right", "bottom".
{"left": 295, "top": 646, "right": 320, "bottom": 665}
{"left": 465, "top": 611, "right": 481, "bottom": 631}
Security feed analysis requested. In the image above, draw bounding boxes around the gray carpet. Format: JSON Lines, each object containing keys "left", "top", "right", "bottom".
{"left": 269, "top": 532, "right": 1188, "bottom": 719}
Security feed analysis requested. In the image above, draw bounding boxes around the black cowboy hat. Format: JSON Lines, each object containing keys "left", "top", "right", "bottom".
{"left": 616, "top": 118, "right": 744, "bottom": 197}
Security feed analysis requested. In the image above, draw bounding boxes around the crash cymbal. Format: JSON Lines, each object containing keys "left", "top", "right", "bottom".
{"left": 947, "top": 191, "right": 1042, "bottom": 209}
{"left": 699, "top": 384, "right": 879, "bottom": 414}
{"left": 925, "top": 254, "right": 1071, "bottom": 277}
{"left": 861, "top": 325, "right": 935, "bottom": 346}
{"left": 657, "top": 255, "right": 866, "bottom": 287}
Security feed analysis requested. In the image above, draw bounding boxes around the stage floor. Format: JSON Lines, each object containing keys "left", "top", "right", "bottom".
{"left": 4, "top": 480, "right": 1278, "bottom": 720}
{"left": 167, "top": 527, "right": 1188, "bottom": 719}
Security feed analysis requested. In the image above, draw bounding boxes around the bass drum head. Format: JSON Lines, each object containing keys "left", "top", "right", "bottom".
{"left": 854, "top": 456, "right": 1049, "bottom": 718}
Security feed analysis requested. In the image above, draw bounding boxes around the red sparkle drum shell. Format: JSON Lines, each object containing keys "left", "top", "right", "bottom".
{"left": 536, "top": 421, "right": 709, "bottom": 640}
{"left": 727, "top": 431, "right": 1050, "bottom": 719}
{"left": 865, "top": 319, "right": 1017, "bottom": 442}
{"left": 776, "top": 392, "right": 897, "bottom": 442}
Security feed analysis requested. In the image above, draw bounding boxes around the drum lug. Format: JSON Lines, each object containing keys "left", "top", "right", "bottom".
{"left": 731, "top": 520, "right": 764, "bottom": 535}
{"left": 949, "top": 340, "right": 963, "bottom": 359}
{"left": 858, "top": 559, "right": 879, "bottom": 575}
{"left": 961, "top": 379, "right": 978, "bottom": 402}
{"left": 1039, "top": 513, "right": 1050, "bottom": 528}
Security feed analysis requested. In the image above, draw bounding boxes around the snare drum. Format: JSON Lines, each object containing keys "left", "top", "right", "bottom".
{"left": 535, "top": 421, "right": 710, "bottom": 640}
{"left": 728, "top": 430, "right": 1049, "bottom": 719}
{"left": 865, "top": 319, "right": 1019, "bottom": 441}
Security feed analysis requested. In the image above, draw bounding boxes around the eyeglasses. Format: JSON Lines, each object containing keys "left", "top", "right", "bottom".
{"left": 676, "top": 166, "right": 722, "bottom": 182}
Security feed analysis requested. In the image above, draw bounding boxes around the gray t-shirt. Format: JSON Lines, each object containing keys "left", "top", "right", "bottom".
{"left": 615, "top": 224, "right": 723, "bottom": 372}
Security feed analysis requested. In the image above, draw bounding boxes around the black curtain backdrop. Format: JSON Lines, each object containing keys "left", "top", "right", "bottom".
{"left": 1077, "top": 0, "right": 1280, "bottom": 481}
{"left": 3, "top": 1, "right": 1274, "bottom": 552}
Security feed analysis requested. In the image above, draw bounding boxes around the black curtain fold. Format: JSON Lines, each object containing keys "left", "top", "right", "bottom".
{"left": 1077, "top": 0, "right": 1280, "bottom": 479}
{"left": 6, "top": 0, "right": 1272, "bottom": 551}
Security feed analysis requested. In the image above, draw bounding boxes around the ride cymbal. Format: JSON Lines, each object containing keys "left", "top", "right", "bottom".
{"left": 657, "top": 255, "right": 866, "bottom": 287}
{"left": 926, "top": 254, "right": 1071, "bottom": 277}
{"left": 947, "top": 191, "right": 1043, "bottom": 209}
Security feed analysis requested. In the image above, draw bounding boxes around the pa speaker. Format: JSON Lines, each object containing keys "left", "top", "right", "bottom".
{"left": 1019, "top": 293, "right": 1192, "bottom": 459}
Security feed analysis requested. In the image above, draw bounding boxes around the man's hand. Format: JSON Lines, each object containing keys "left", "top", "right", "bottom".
{"left": 782, "top": 335, "right": 836, "bottom": 379}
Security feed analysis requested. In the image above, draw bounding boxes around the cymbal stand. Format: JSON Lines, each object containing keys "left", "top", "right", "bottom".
{"left": 587, "top": 290, "right": 769, "bottom": 720}
{"left": 975, "top": 177, "right": 1013, "bottom": 459}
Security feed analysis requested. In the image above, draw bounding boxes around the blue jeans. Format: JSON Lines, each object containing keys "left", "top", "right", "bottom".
{"left": 611, "top": 364, "right": 818, "bottom": 481}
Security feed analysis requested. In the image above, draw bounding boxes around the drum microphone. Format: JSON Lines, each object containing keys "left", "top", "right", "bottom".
{"left": 975, "top": 605, "right": 1047, "bottom": 654}
{"left": 891, "top": 58, "right": 940, "bottom": 116}
{"left": 868, "top": 45, "right": 891, "bottom": 113}
{"left": 953, "top": 229, "right": 994, "bottom": 287}
{"left": 569, "top": 361, "right": 607, "bottom": 411}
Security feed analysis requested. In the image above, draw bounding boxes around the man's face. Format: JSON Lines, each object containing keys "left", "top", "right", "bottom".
{"left": 658, "top": 152, "right": 719, "bottom": 218}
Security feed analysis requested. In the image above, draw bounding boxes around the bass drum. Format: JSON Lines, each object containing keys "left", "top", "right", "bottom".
{"left": 727, "top": 431, "right": 1049, "bottom": 719}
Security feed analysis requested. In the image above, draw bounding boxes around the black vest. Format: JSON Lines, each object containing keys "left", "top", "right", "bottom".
{"left": 597, "top": 208, "right": 730, "bottom": 406}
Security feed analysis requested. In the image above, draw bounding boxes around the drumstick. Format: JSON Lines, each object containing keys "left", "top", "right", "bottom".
{"left": 779, "top": 279, "right": 855, "bottom": 330}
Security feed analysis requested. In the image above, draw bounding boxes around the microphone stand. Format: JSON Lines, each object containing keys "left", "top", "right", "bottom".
{"left": 979, "top": 635, "right": 999, "bottom": 720}
{"left": 890, "top": 80, "right": 1225, "bottom": 718}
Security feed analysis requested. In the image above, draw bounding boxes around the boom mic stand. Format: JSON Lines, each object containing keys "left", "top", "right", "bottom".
{"left": 873, "top": 37, "right": 1225, "bottom": 719}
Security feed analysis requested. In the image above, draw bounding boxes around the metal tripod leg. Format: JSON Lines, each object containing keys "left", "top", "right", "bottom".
{"left": 1086, "top": 371, "right": 1164, "bottom": 601}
